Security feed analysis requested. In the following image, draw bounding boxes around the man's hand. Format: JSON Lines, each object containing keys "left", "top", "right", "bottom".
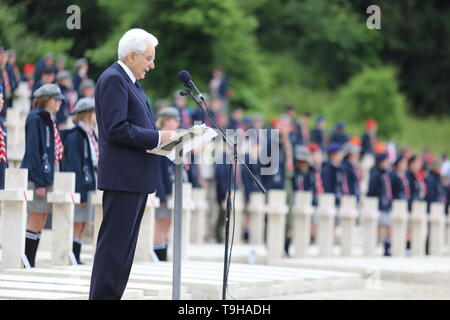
{"left": 159, "top": 130, "right": 178, "bottom": 145}
{"left": 0, "top": 93, "right": 4, "bottom": 111}
{"left": 36, "top": 187, "right": 46, "bottom": 198}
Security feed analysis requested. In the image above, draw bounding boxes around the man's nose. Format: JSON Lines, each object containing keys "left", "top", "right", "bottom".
{"left": 149, "top": 61, "right": 155, "bottom": 70}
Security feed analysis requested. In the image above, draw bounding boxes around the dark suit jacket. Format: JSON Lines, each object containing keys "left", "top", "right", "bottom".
{"left": 95, "top": 62, "right": 159, "bottom": 193}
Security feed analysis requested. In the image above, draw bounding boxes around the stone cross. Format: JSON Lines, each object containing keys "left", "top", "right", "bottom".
{"left": 190, "top": 188, "right": 207, "bottom": 244}
{"left": 292, "top": 191, "right": 313, "bottom": 258}
{"left": 429, "top": 202, "right": 445, "bottom": 256}
{"left": 5, "top": 108, "right": 25, "bottom": 169}
{"left": 0, "top": 169, "right": 33, "bottom": 268}
{"left": 391, "top": 199, "right": 408, "bottom": 257}
{"left": 317, "top": 193, "right": 336, "bottom": 257}
{"left": 360, "top": 196, "right": 379, "bottom": 256}
{"left": 47, "top": 172, "right": 80, "bottom": 266}
{"left": 266, "top": 190, "right": 288, "bottom": 263}
{"left": 338, "top": 195, "right": 358, "bottom": 257}
{"left": 247, "top": 192, "right": 266, "bottom": 246}
{"left": 410, "top": 201, "right": 427, "bottom": 256}
{"left": 135, "top": 194, "right": 159, "bottom": 262}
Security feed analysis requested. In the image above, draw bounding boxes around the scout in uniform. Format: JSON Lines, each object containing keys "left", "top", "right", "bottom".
{"left": 321, "top": 143, "right": 345, "bottom": 207}
{"left": 360, "top": 119, "right": 378, "bottom": 158}
{"left": 0, "top": 85, "right": 7, "bottom": 189}
{"left": 61, "top": 97, "right": 98, "bottom": 264}
{"left": 154, "top": 107, "right": 181, "bottom": 260}
{"left": 21, "top": 84, "right": 65, "bottom": 267}
{"left": 367, "top": 152, "right": 393, "bottom": 256}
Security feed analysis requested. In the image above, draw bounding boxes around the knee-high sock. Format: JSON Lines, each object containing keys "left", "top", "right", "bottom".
{"left": 25, "top": 230, "right": 39, "bottom": 267}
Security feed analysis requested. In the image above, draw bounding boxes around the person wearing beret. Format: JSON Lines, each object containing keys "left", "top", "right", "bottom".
{"left": 367, "top": 152, "right": 393, "bottom": 256}
{"left": 341, "top": 143, "right": 362, "bottom": 202}
{"left": 361, "top": 119, "right": 378, "bottom": 158}
{"left": 321, "top": 143, "right": 345, "bottom": 208}
{"left": 78, "top": 79, "right": 96, "bottom": 99}
{"left": 153, "top": 107, "right": 181, "bottom": 261}
{"left": 60, "top": 97, "right": 97, "bottom": 264}
{"left": 73, "top": 58, "right": 89, "bottom": 95}
{"left": 390, "top": 156, "right": 410, "bottom": 201}
{"left": 31, "top": 67, "right": 56, "bottom": 100}
{"left": 424, "top": 160, "right": 446, "bottom": 255}
{"left": 21, "top": 83, "right": 65, "bottom": 267}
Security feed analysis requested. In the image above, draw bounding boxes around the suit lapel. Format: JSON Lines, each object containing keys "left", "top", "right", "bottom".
{"left": 111, "top": 62, "right": 155, "bottom": 125}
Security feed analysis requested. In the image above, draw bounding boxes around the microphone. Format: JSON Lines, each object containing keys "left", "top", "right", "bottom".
{"left": 178, "top": 70, "right": 204, "bottom": 100}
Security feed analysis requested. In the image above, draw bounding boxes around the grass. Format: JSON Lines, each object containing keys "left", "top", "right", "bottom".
{"left": 392, "top": 115, "right": 450, "bottom": 156}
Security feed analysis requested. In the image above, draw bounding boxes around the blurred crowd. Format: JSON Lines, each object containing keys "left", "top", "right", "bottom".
{"left": 1, "top": 47, "right": 449, "bottom": 262}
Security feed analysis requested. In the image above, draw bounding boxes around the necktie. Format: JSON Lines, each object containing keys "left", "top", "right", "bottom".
{"left": 0, "top": 125, "right": 7, "bottom": 163}
{"left": 53, "top": 120, "right": 64, "bottom": 163}
{"left": 314, "top": 167, "right": 324, "bottom": 194}
{"left": 87, "top": 130, "right": 99, "bottom": 160}
{"left": 135, "top": 81, "right": 153, "bottom": 116}
{"left": 400, "top": 173, "right": 410, "bottom": 200}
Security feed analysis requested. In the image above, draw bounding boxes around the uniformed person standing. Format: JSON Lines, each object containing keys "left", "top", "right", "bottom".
{"left": 21, "top": 84, "right": 65, "bottom": 267}
{"left": 154, "top": 107, "right": 181, "bottom": 260}
{"left": 321, "top": 143, "right": 345, "bottom": 207}
{"left": 367, "top": 152, "right": 393, "bottom": 256}
{"left": 61, "top": 97, "right": 98, "bottom": 264}
{"left": 0, "top": 86, "right": 7, "bottom": 189}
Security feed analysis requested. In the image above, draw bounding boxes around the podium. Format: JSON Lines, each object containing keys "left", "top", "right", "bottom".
{"left": 147, "top": 124, "right": 217, "bottom": 300}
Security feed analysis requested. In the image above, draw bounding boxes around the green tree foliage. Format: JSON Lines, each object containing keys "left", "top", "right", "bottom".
{"left": 335, "top": 67, "right": 407, "bottom": 139}
{"left": 87, "top": 0, "right": 271, "bottom": 111}
{"left": 350, "top": 0, "right": 450, "bottom": 116}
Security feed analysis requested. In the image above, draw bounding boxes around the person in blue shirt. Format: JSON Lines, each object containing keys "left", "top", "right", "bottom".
{"left": 153, "top": 107, "right": 181, "bottom": 261}
{"left": 61, "top": 97, "right": 97, "bottom": 264}
{"left": 367, "top": 152, "right": 393, "bottom": 256}
{"left": 21, "top": 84, "right": 65, "bottom": 267}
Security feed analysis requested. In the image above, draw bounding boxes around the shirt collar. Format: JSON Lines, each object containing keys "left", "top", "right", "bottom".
{"left": 78, "top": 120, "right": 91, "bottom": 133}
{"left": 117, "top": 60, "right": 136, "bottom": 83}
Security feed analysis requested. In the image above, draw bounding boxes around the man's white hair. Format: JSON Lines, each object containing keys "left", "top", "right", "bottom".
{"left": 117, "top": 28, "right": 158, "bottom": 61}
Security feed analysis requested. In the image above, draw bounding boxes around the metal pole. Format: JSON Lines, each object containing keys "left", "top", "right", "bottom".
{"left": 172, "top": 149, "right": 183, "bottom": 300}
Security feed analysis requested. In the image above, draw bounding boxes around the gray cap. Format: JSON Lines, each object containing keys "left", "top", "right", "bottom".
{"left": 75, "top": 58, "right": 88, "bottom": 68}
{"left": 295, "top": 145, "right": 311, "bottom": 162}
{"left": 33, "top": 84, "right": 65, "bottom": 100}
{"left": 79, "top": 79, "right": 95, "bottom": 91}
{"left": 56, "top": 70, "right": 71, "bottom": 81}
{"left": 72, "top": 97, "right": 95, "bottom": 114}
{"left": 343, "top": 142, "right": 361, "bottom": 156}
{"left": 157, "top": 107, "right": 180, "bottom": 121}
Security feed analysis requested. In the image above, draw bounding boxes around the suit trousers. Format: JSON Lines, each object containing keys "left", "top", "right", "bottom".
{"left": 89, "top": 190, "right": 148, "bottom": 300}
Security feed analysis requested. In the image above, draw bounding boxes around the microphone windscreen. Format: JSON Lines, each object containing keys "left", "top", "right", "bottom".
{"left": 178, "top": 70, "right": 191, "bottom": 84}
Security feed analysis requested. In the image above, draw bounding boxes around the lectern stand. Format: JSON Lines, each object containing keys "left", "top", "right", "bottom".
{"left": 147, "top": 124, "right": 217, "bottom": 300}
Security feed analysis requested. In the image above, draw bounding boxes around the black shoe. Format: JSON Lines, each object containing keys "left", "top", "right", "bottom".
{"left": 284, "top": 238, "right": 291, "bottom": 258}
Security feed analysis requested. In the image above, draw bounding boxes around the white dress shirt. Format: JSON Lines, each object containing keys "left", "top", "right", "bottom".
{"left": 117, "top": 60, "right": 160, "bottom": 146}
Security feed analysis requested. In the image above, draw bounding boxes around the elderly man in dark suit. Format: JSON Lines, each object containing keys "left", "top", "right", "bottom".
{"left": 89, "top": 28, "right": 177, "bottom": 300}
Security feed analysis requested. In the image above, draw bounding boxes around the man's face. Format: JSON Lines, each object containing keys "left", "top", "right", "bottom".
{"left": 128, "top": 41, "right": 156, "bottom": 80}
